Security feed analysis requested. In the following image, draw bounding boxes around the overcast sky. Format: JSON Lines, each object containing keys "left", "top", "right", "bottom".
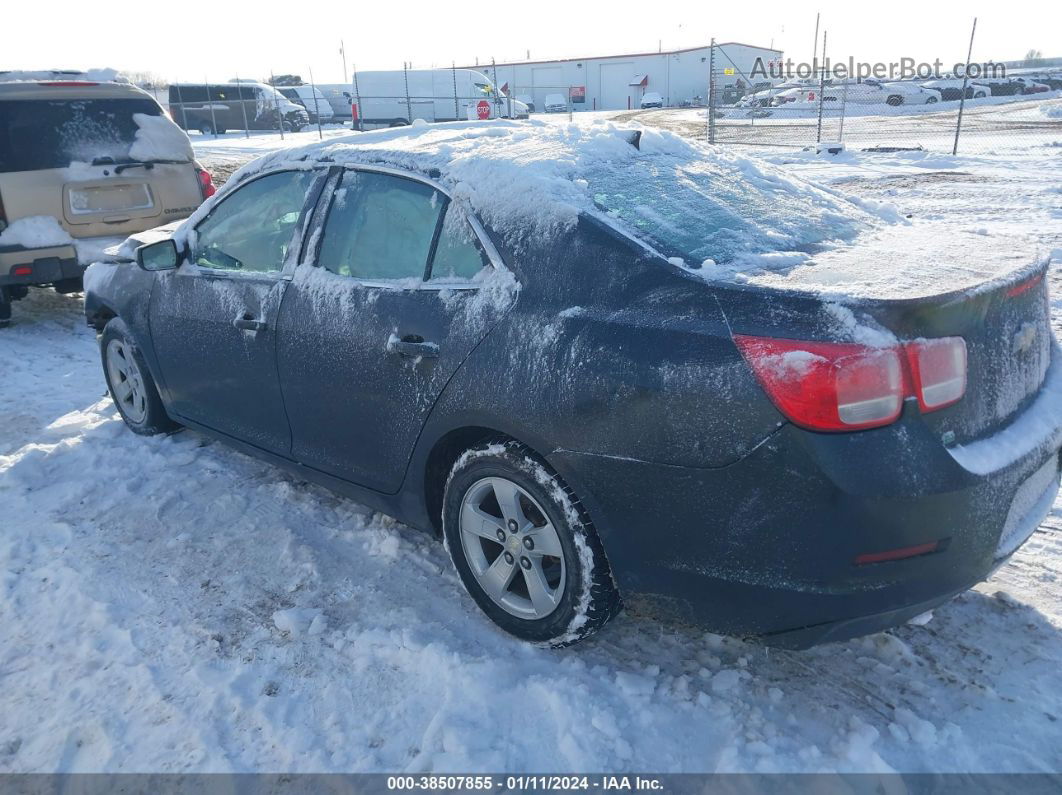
{"left": 9, "top": 0, "right": 1058, "bottom": 83}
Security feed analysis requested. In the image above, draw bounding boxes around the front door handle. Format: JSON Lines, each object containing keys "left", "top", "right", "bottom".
{"left": 233, "top": 313, "right": 267, "bottom": 332}
{"left": 387, "top": 334, "right": 439, "bottom": 359}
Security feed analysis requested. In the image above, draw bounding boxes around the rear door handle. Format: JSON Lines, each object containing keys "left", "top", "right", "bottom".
{"left": 233, "top": 313, "right": 267, "bottom": 332}
{"left": 387, "top": 334, "right": 439, "bottom": 359}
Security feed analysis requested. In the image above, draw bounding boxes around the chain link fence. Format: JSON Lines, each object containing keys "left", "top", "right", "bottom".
{"left": 683, "top": 43, "right": 1062, "bottom": 154}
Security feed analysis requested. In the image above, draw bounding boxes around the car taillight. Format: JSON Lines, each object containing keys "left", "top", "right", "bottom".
{"left": 734, "top": 336, "right": 904, "bottom": 431}
{"left": 736, "top": 334, "right": 969, "bottom": 432}
{"left": 905, "top": 337, "right": 967, "bottom": 412}
{"left": 196, "top": 167, "right": 216, "bottom": 199}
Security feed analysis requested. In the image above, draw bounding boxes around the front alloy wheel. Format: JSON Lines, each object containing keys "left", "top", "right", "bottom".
{"left": 105, "top": 338, "right": 148, "bottom": 424}
{"left": 100, "top": 319, "right": 177, "bottom": 436}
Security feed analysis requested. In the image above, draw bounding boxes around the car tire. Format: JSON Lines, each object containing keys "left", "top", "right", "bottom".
{"left": 886, "top": 95, "right": 904, "bottom": 106}
{"left": 197, "top": 122, "right": 214, "bottom": 136}
{"left": 443, "top": 439, "right": 621, "bottom": 646}
{"left": 0, "top": 289, "right": 11, "bottom": 329}
{"left": 100, "top": 319, "right": 177, "bottom": 436}
{"left": 388, "top": 119, "right": 409, "bottom": 127}
{"left": 925, "top": 95, "right": 939, "bottom": 104}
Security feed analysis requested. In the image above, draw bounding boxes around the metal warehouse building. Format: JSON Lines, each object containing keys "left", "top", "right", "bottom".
{"left": 464, "top": 42, "right": 782, "bottom": 112}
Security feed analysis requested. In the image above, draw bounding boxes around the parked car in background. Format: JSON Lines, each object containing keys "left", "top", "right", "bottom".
{"left": 543, "top": 93, "right": 568, "bottom": 113}
{"left": 515, "top": 94, "right": 536, "bottom": 113}
{"left": 972, "top": 77, "right": 1028, "bottom": 96}
{"left": 277, "top": 85, "right": 336, "bottom": 123}
{"left": 1012, "top": 77, "right": 1051, "bottom": 94}
{"left": 0, "top": 73, "right": 212, "bottom": 326}
{"left": 920, "top": 78, "right": 989, "bottom": 101}
{"left": 168, "top": 82, "right": 308, "bottom": 135}
{"left": 85, "top": 122, "right": 1061, "bottom": 649}
{"left": 737, "top": 87, "right": 778, "bottom": 108}
{"left": 640, "top": 91, "right": 664, "bottom": 109}
{"left": 878, "top": 80, "right": 943, "bottom": 105}
{"left": 1022, "top": 73, "right": 1062, "bottom": 90}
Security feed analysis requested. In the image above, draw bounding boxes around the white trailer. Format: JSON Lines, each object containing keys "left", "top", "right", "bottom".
{"left": 319, "top": 69, "right": 527, "bottom": 129}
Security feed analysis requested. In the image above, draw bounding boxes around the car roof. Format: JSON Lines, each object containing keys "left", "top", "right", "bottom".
{"left": 212, "top": 119, "right": 877, "bottom": 264}
{"left": 0, "top": 79, "right": 156, "bottom": 102}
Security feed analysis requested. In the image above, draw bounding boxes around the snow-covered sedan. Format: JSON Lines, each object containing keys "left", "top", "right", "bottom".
{"left": 640, "top": 91, "right": 664, "bottom": 109}
{"left": 920, "top": 78, "right": 990, "bottom": 101}
{"left": 84, "top": 121, "right": 1062, "bottom": 649}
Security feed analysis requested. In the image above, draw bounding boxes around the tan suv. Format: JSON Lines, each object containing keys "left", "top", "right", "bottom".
{"left": 0, "top": 74, "right": 214, "bottom": 326}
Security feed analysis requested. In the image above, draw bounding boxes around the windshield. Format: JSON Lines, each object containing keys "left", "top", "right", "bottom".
{"left": 587, "top": 155, "right": 865, "bottom": 266}
{"left": 0, "top": 97, "right": 163, "bottom": 173}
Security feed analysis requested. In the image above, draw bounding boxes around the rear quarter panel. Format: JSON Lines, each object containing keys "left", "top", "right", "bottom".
{"left": 421, "top": 216, "right": 786, "bottom": 471}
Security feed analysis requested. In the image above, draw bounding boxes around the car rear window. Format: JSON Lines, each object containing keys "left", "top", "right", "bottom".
{"left": 587, "top": 156, "right": 864, "bottom": 266}
{"left": 0, "top": 98, "right": 163, "bottom": 173}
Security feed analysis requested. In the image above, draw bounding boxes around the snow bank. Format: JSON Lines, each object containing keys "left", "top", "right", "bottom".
{"left": 129, "top": 114, "right": 193, "bottom": 163}
{"left": 1039, "top": 102, "right": 1062, "bottom": 120}
{"left": 0, "top": 216, "right": 73, "bottom": 248}
{"left": 210, "top": 120, "right": 879, "bottom": 266}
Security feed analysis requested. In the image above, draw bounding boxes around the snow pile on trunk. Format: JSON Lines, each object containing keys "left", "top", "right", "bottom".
{"left": 212, "top": 120, "right": 881, "bottom": 262}
{"left": 0, "top": 215, "right": 72, "bottom": 248}
{"left": 129, "top": 113, "right": 193, "bottom": 163}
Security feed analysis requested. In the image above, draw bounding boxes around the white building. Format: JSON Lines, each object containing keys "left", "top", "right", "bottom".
{"left": 462, "top": 42, "right": 782, "bottom": 112}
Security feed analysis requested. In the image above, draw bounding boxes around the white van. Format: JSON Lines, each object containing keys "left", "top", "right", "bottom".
{"left": 322, "top": 69, "right": 525, "bottom": 129}
{"left": 277, "top": 85, "right": 336, "bottom": 123}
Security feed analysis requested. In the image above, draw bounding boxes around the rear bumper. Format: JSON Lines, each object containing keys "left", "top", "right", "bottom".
{"left": 552, "top": 356, "right": 1062, "bottom": 648}
{"left": 0, "top": 244, "right": 82, "bottom": 287}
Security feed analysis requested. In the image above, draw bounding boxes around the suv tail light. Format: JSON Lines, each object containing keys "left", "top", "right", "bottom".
{"left": 735, "top": 334, "right": 967, "bottom": 432}
{"left": 195, "top": 166, "right": 216, "bottom": 199}
{"left": 734, "top": 336, "right": 904, "bottom": 431}
{"left": 905, "top": 337, "right": 967, "bottom": 411}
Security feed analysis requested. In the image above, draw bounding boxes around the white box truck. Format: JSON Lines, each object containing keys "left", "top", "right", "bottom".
{"left": 318, "top": 69, "right": 527, "bottom": 129}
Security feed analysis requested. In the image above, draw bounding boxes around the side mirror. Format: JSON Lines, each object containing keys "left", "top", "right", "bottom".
{"left": 136, "top": 239, "right": 180, "bottom": 271}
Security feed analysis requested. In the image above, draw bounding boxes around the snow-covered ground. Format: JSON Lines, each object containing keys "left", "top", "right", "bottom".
{"left": 2, "top": 128, "right": 1061, "bottom": 774}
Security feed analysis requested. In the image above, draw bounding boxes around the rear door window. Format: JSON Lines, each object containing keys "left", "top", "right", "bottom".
{"left": 317, "top": 171, "right": 444, "bottom": 281}
{"left": 429, "top": 207, "right": 490, "bottom": 281}
{"left": 0, "top": 98, "right": 163, "bottom": 173}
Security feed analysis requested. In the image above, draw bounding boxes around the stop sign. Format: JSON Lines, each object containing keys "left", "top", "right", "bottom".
{"left": 476, "top": 99, "right": 490, "bottom": 120}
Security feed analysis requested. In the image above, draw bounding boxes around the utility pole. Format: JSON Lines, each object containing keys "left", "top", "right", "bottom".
{"left": 953, "top": 17, "right": 977, "bottom": 156}
{"left": 811, "top": 12, "right": 820, "bottom": 70}
{"left": 270, "top": 69, "right": 284, "bottom": 140}
{"left": 815, "top": 30, "right": 827, "bottom": 143}
{"left": 340, "top": 41, "right": 348, "bottom": 85}
{"left": 706, "top": 38, "right": 717, "bottom": 144}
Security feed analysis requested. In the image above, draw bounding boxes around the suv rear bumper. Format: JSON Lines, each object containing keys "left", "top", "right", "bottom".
{"left": 0, "top": 244, "right": 83, "bottom": 287}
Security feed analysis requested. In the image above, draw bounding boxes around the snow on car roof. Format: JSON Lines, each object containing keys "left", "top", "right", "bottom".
{"left": 216, "top": 119, "right": 883, "bottom": 267}
{"left": 0, "top": 68, "right": 124, "bottom": 84}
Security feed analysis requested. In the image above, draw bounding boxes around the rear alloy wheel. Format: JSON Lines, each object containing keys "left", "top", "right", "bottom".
{"left": 100, "top": 319, "right": 177, "bottom": 436}
{"left": 443, "top": 440, "right": 621, "bottom": 646}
